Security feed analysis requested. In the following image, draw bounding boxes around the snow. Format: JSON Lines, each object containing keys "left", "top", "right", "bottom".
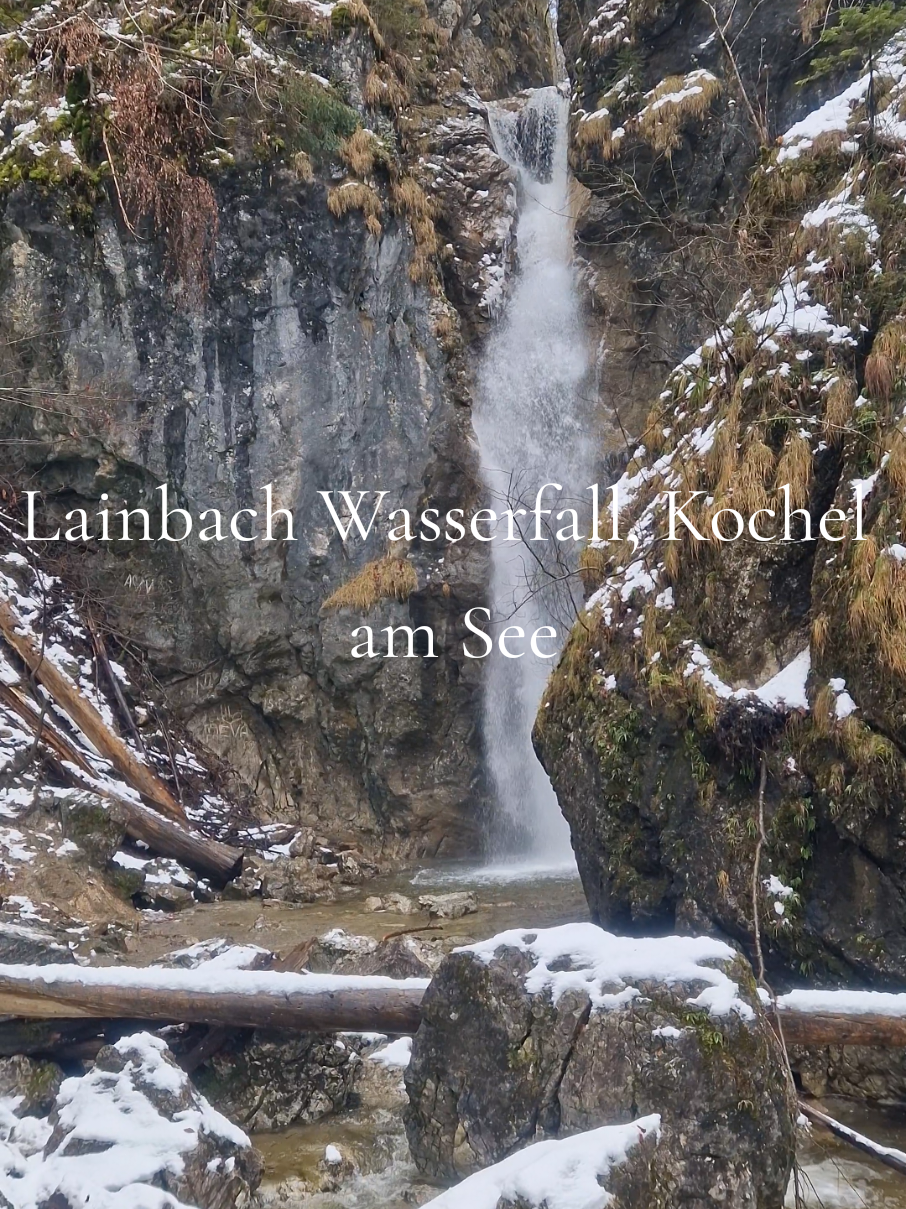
{"left": 369, "top": 1037, "right": 412, "bottom": 1068}
{"left": 324, "top": 1144, "right": 343, "bottom": 1165}
{"left": 461, "top": 924, "right": 755, "bottom": 1020}
{"left": 422, "top": 1116, "right": 661, "bottom": 1209}
{"left": 683, "top": 646, "right": 810, "bottom": 712}
{"left": 0, "top": 1032, "right": 250, "bottom": 1208}
{"left": 0, "top": 962, "right": 430, "bottom": 996}
{"left": 753, "top": 649, "right": 810, "bottom": 710}
{"left": 828, "top": 677, "right": 857, "bottom": 720}
{"left": 778, "top": 989, "right": 906, "bottom": 1017}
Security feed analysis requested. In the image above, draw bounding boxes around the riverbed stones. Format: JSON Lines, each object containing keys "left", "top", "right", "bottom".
{"left": 405, "top": 924, "right": 795, "bottom": 1207}
{"left": 417, "top": 891, "right": 478, "bottom": 919}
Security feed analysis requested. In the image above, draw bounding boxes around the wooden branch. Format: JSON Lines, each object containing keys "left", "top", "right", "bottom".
{"left": 798, "top": 1101, "right": 906, "bottom": 1177}
{"left": 0, "top": 677, "right": 242, "bottom": 884}
{"left": 0, "top": 972, "right": 425, "bottom": 1035}
{"left": 0, "top": 597, "right": 185, "bottom": 822}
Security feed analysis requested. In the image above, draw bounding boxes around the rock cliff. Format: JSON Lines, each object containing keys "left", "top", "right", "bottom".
{"left": 0, "top": 0, "right": 557, "bottom": 858}
{"left": 537, "top": 9, "right": 906, "bottom": 985}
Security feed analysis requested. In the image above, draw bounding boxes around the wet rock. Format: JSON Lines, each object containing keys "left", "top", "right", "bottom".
{"left": 193, "top": 1030, "right": 366, "bottom": 1131}
{"left": 417, "top": 891, "right": 478, "bottom": 919}
{"left": 223, "top": 853, "right": 265, "bottom": 901}
{"left": 0, "top": 920, "right": 74, "bottom": 966}
{"left": 790, "top": 1043, "right": 906, "bottom": 1103}
{"left": 317, "top": 1143, "right": 356, "bottom": 1191}
{"left": 41, "top": 1032, "right": 262, "bottom": 1208}
{"left": 365, "top": 891, "right": 419, "bottom": 914}
{"left": 0, "top": 1056, "right": 63, "bottom": 1115}
{"left": 405, "top": 924, "right": 794, "bottom": 1206}
{"left": 136, "top": 857, "right": 198, "bottom": 911}
{"left": 303, "top": 928, "right": 378, "bottom": 972}
{"left": 334, "top": 935, "right": 440, "bottom": 980}
{"left": 261, "top": 857, "right": 331, "bottom": 904}
{"left": 58, "top": 792, "right": 125, "bottom": 868}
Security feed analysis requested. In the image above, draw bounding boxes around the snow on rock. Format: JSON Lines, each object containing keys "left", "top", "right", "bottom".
{"left": 422, "top": 1116, "right": 661, "bottom": 1209}
{"left": 408, "top": 922, "right": 793, "bottom": 1198}
{"left": 460, "top": 922, "right": 755, "bottom": 1019}
{"left": 0, "top": 1032, "right": 261, "bottom": 1208}
{"left": 368, "top": 1037, "right": 412, "bottom": 1068}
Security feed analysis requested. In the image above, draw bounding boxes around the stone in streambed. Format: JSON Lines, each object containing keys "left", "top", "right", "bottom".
{"left": 417, "top": 891, "right": 477, "bottom": 919}
{"left": 405, "top": 923, "right": 794, "bottom": 1207}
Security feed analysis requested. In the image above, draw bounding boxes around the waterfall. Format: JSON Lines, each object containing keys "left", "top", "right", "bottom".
{"left": 473, "top": 86, "right": 593, "bottom": 870}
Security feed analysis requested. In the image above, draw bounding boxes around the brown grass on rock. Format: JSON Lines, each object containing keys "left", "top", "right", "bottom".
{"left": 322, "top": 556, "right": 418, "bottom": 611}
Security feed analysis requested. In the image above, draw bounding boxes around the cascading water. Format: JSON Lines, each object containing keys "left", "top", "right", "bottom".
{"left": 474, "top": 85, "right": 594, "bottom": 871}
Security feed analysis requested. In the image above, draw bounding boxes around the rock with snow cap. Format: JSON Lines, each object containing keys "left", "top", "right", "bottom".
{"left": 0, "top": 1031, "right": 263, "bottom": 1209}
{"left": 405, "top": 922, "right": 794, "bottom": 1206}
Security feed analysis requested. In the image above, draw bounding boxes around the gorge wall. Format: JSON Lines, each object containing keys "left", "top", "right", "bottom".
{"left": 0, "top": 0, "right": 562, "bottom": 860}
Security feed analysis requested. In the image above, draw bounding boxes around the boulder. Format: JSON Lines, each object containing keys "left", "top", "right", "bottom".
{"left": 261, "top": 857, "right": 333, "bottom": 904}
{"left": 405, "top": 924, "right": 794, "bottom": 1207}
{"left": 193, "top": 1030, "right": 366, "bottom": 1131}
{"left": 0, "top": 920, "right": 74, "bottom": 965}
{"left": 136, "top": 857, "right": 198, "bottom": 911}
{"left": 28, "top": 1033, "right": 261, "bottom": 1208}
{"left": 419, "top": 1116, "right": 662, "bottom": 1209}
{"left": 418, "top": 891, "right": 478, "bottom": 920}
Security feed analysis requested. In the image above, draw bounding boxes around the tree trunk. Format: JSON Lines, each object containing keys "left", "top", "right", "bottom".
{"left": 0, "top": 597, "right": 185, "bottom": 822}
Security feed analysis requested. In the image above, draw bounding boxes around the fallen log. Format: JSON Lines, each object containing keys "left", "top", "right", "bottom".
{"left": 0, "top": 965, "right": 427, "bottom": 1035}
{"left": 0, "top": 596, "right": 185, "bottom": 822}
{"left": 0, "top": 677, "right": 242, "bottom": 884}
{"left": 99, "top": 789, "right": 243, "bottom": 885}
{"left": 0, "top": 972, "right": 904, "bottom": 1050}
{"left": 770, "top": 990, "right": 906, "bottom": 1048}
{"left": 798, "top": 1101, "right": 906, "bottom": 1177}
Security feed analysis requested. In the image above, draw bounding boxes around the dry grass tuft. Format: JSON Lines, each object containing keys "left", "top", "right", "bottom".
{"left": 865, "top": 318, "right": 906, "bottom": 403}
{"left": 775, "top": 431, "right": 812, "bottom": 509}
{"left": 292, "top": 150, "right": 315, "bottom": 182}
{"left": 579, "top": 544, "right": 610, "bottom": 588}
{"left": 824, "top": 374, "right": 857, "bottom": 438}
{"left": 636, "top": 70, "right": 721, "bottom": 156}
{"left": 327, "top": 181, "right": 383, "bottom": 233}
{"left": 888, "top": 430, "right": 906, "bottom": 496}
{"left": 340, "top": 127, "right": 379, "bottom": 177}
{"left": 322, "top": 555, "right": 418, "bottom": 611}
{"left": 104, "top": 55, "right": 218, "bottom": 294}
{"left": 734, "top": 432, "right": 774, "bottom": 515}
{"left": 575, "top": 110, "right": 618, "bottom": 159}
{"left": 812, "top": 612, "right": 829, "bottom": 655}
{"left": 364, "top": 62, "right": 409, "bottom": 111}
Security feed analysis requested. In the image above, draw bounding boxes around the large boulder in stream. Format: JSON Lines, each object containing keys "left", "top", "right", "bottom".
{"left": 405, "top": 924, "right": 794, "bottom": 1207}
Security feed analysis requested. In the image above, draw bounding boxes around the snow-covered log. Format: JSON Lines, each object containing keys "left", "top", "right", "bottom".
{"left": 0, "top": 964, "right": 429, "bottom": 1035}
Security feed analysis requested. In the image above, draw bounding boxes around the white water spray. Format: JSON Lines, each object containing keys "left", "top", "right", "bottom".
{"left": 474, "top": 86, "right": 593, "bottom": 869}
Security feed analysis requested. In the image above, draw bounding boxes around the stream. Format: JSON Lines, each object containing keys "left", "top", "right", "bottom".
{"left": 127, "top": 865, "right": 906, "bottom": 1208}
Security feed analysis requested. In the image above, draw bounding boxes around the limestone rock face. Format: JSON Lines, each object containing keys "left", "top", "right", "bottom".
{"left": 405, "top": 924, "right": 794, "bottom": 1207}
